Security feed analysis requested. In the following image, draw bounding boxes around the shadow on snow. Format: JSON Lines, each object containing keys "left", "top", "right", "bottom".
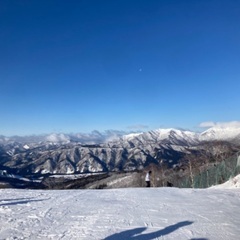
{"left": 104, "top": 221, "right": 196, "bottom": 240}
{"left": 190, "top": 239, "right": 209, "bottom": 240}
{"left": 0, "top": 198, "right": 48, "bottom": 206}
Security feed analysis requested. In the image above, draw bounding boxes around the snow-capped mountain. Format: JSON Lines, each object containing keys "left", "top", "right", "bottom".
{"left": 120, "top": 126, "right": 240, "bottom": 145}
{"left": 0, "top": 131, "right": 126, "bottom": 145}
{"left": 119, "top": 128, "right": 199, "bottom": 147}
{"left": 0, "top": 127, "right": 240, "bottom": 175}
{"left": 200, "top": 126, "right": 240, "bottom": 142}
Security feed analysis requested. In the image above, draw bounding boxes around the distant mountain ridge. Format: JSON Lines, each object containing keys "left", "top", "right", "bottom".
{"left": 1, "top": 126, "right": 240, "bottom": 145}
{"left": 0, "top": 127, "right": 240, "bottom": 175}
{"left": 0, "top": 130, "right": 126, "bottom": 145}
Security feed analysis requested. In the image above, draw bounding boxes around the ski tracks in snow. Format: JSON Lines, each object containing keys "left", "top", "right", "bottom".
{"left": 0, "top": 188, "right": 240, "bottom": 239}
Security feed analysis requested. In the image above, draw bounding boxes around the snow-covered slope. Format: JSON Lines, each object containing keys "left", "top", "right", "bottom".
{"left": 200, "top": 126, "right": 240, "bottom": 141}
{"left": 120, "top": 126, "right": 240, "bottom": 147}
{"left": 0, "top": 187, "right": 239, "bottom": 240}
{"left": 120, "top": 128, "right": 199, "bottom": 145}
{"left": 211, "top": 174, "right": 240, "bottom": 189}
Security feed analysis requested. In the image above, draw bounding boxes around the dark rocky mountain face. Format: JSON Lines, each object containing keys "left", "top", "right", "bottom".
{"left": 0, "top": 143, "right": 185, "bottom": 175}
{"left": 0, "top": 128, "right": 240, "bottom": 176}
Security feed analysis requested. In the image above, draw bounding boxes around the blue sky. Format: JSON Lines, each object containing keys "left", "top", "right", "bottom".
{"left": 1, "top": 0, "right": 240, "bottom": 136}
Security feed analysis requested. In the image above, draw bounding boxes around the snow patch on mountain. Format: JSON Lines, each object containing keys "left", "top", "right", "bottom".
{"left": 132, "top": 128, "right": 199, "bottom": 146}
{"left": 23, "top": 144, "right": 30, "bottom": 150}
{"left": 200, "top": 126, "right": 240, "bottom": 141}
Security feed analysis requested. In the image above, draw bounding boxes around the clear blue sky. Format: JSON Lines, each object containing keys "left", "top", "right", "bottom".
{"left": 1, "top": 0, "right": 240, "bottom": 136}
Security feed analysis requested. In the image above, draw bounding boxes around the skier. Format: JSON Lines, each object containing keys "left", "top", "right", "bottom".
{"left": 145, "top": 170, "right": 152, "bottom": 187}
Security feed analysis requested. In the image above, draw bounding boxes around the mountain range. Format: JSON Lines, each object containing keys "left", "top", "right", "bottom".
{"left": 0, "top": 127, "right": 240, "bottom": 176}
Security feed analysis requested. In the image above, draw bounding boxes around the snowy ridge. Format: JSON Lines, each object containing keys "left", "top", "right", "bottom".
{"left": 121, "top": 132, "right": 143, "bottom": 141}
{"left": 1, "top": 126, "right": 240, "bottom": 145}
{"left": 211, "top": 174, "right": 240, "bottom": 189}
{"left": 119, "top": 128, "right": 199, "bottom": 147}
{"left": 200, "top": 126, "right": 240, "bottom": 141}
{"left": 1, "top": 126, "right": 240, "bottom": 174}
{"left": 120, "top": 126, "right": 240, "bottom": 146}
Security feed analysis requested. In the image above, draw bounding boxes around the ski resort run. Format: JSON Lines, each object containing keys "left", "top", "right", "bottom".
{"left": 0, "top": 176, "right": 240, "bottom": 240}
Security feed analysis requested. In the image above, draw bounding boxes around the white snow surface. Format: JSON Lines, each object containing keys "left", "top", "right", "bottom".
{"left": 23, "top": 144, "right": 30, "bottom": 150}
{"left": 211, "top": 174, "right": 240, "bottom": 189}
{"left": 0, "top": 187, "right": 240, "bottom": 240}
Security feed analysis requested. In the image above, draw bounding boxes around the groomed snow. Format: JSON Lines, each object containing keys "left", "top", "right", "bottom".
{"left": 0, "top": 186, "right": 240, "bottom": 240}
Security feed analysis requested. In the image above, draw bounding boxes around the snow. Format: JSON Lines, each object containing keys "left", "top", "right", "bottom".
{"left": 155, "top": 128, "right": 177, "bottom": 140}
{"left": 66, "top": 167, "right": 74, "bottom": 174}
{"left": 49, "top": 173, "right": 105, "bottom": 179}
{"left": 211, "top": 174, "right": 240, "bottom": 189}
{"left": 107, "top": 175, "right": 133, "bottom": 187}
{"left": 0, "top": 171, "right": 31, "bottom": 182}
{"left": 200, "top": 126, "right": 240, "bottom": 141}
{"left": 122, "top": 133, "right": 143, "bottom": 141}
{"left": 23, "top": 144, "right": 30, "bottom": 150}
{"left": 121, "top": 126, "right": 240, "bottom": 144}
{"left": 0, "top": 187, "right": 240, "bottom": 240}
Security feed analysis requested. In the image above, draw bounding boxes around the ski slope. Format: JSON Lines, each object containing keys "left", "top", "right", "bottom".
{"left": 0, "top": 185, "right": 240, "bottom": 239}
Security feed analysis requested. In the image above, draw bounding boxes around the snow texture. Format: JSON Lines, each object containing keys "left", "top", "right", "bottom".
{"left": 0, "top": 185, "right": 240, "bottom": 240}
{"left": 211, "top": 174, "right": 240, "bottom": 189}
